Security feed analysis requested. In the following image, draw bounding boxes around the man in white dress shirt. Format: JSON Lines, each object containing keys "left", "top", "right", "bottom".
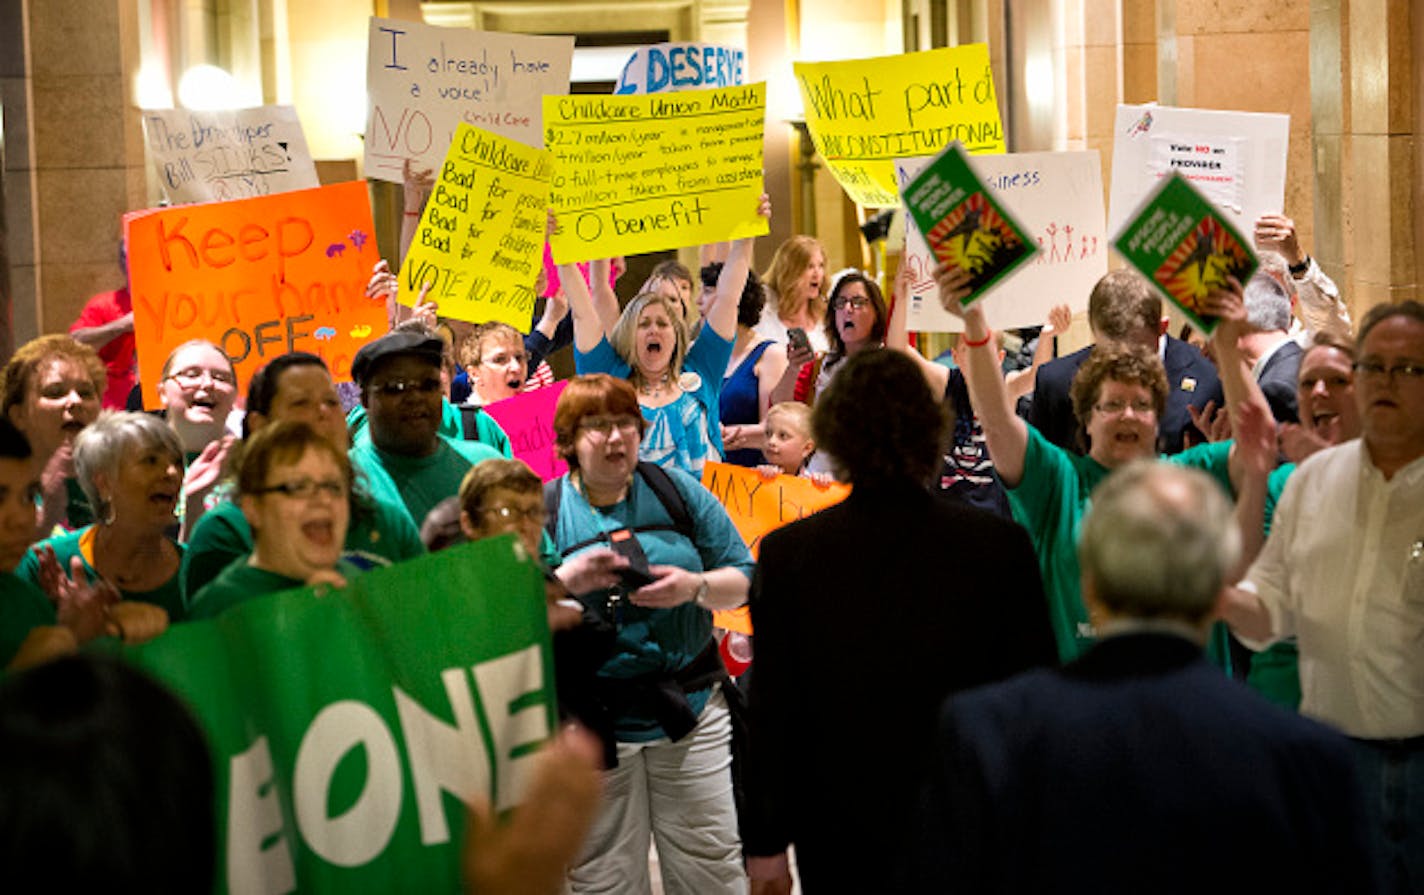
{"left": 1224, "top": 300, "right": 1424, "bottom": 893}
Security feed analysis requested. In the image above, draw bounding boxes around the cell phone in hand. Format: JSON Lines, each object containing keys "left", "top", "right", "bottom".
{"left": 608, "top": 529, "right": 658, "bottom": 590}
{"left": 787, "top": 327, "right": 811, "bottom": 354}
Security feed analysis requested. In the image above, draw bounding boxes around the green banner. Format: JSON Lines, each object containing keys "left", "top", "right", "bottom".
{"left": 124, "top": 535, "right": 555, "bottom": 894}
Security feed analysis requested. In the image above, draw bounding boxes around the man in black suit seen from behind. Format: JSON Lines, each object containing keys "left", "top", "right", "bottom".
{"left": 1237, "top": 260, "right": 1304, "bottom": 424}
{"left": 916, "top": 461, "right": 1376, "bottom": 894}
{"left": 1029, "top": 269, "right": 1223, "bottom": 453}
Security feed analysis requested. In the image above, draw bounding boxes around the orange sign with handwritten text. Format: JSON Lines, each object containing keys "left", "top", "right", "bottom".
{"left": 700, "top": 461, "right": 851, "bottom": 634}
{"left": 124, "top": 182, "right": 386, "bottom": 408}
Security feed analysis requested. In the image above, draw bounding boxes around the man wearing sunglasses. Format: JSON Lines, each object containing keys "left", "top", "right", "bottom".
{"left": 1224, "top": 300, "right": 1424, "bottom": 892}
{"left": 349, "top": 332, "right": 503, "bottom": 530}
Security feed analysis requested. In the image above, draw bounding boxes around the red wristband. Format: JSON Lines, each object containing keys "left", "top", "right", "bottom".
{"left": 962, "top": 330, "right": 993, "bottom": 348}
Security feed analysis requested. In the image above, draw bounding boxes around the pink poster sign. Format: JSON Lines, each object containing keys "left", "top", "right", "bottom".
{"left": 483, "top": 381, "right": 568, "bottom": 482}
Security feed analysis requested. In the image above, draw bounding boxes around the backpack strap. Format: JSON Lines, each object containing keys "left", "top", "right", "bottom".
{"left": 545, "top": 462, "right": 696, "bottom": 559}
{"left": 460, "top": 404, "right": 482, "bottom": 442}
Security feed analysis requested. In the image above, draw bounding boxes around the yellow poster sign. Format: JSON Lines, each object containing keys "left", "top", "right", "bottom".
{"left": 398, "top": 123, "right": 552, "bottom": 329}
{"left": 794, "top": 44, "right": 1005, "bottom": 208}
{"left": 543, "top": 83, "right": 768, "bottom": 263}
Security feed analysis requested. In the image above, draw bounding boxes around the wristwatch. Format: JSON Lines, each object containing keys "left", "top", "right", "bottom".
{"left": 692, "top": 574, "right": 710, "bottom": 607}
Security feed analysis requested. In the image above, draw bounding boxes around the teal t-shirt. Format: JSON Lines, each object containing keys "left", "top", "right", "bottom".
{"left": 187, "top": 559, "right": 364, "bottom": 621}
{"left": 16, "top": 526, "right": 187, "bottom": 621}
{"left": 350, "top": 435, "right": 503, "bottom": 531}
{"left": 180, "top": 483, "right": 426, "bottom": 608}
{"left": 547, "top": 467, "right": 755, "bottom": 742}
{"left": 347, "top": 398, "right": 512, "bottom": 458}
{"left": 0, "top": 571, "right": 58, "bottom": 668}
{"left": 1007, "top": 428, "right": 1233, "bottom": 667}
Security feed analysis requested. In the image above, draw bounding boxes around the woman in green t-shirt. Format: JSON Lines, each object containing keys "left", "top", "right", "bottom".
{"left": 188, "top": 421, "right": 360, "bottom": 620}
{"left": 19, "top": 411, "right": 187, "bottom": 621}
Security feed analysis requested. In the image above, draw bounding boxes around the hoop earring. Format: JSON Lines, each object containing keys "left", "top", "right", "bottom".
{"left": 97, "top": 498, "right": 116, "bottom": 527}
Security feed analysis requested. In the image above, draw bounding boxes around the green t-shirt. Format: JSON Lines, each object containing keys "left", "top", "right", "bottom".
{"left": 347, "top": 398, "right": 513, "bottom": 458}
{"left": 16, "top": 526, "right": 187, "bottom": 621}
{"left": 187, "top": 560, "right": 361, "bottom": 621}
{"left": 349, "top": 435, "right": 503, "bottom": 531}
{"left": 0, "top": 571, "right": 58, "bottom": 668}
{"left": 1244, "top": 461, "right": 1302, "bottom": 710}
{"left": 180, "top": 484, "right": 426, "bottom": 607}
{"left": 1008, "top": 428, "right": 1234, "bottom": 666}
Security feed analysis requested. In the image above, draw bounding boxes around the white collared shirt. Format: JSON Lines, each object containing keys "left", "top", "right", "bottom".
{"left": 1250, "top": 334, "right": 1293, "bottom": 380}
{"left": 1241, "top": 439, "right": 1424, "bottom": 738}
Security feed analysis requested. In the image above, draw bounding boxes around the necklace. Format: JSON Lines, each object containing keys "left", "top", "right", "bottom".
{"left": 639, "top": 373, "right": 674, "bottom": 398}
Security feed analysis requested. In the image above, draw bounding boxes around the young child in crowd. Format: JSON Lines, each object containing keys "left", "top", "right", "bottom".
{"left": 758, "top": 401, "right": 817, "bottom": 478}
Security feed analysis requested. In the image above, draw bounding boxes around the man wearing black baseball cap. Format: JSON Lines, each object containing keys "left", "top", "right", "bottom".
{"left": 349, "top": 331, "right": 503, "bottom": 530}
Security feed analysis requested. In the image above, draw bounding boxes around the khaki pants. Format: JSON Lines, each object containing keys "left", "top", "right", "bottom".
{"left": 568, "top": 689, "right": 746, "bottom": 895}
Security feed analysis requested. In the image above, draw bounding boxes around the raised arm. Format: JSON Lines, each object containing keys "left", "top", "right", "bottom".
{"left": 1255, "top": 213, "right": 1351, "bottom": 339}
{"left": 1005, "top": 304, "right": 1070, "bottom": 401}
{"left": 933, "top": 264, "right": 1029, "bottom": 485}
{"left": 588, "top": 258, "right": 622, "bottom": 338}
{"left": 886, "top": 260, "right": 949, "bottom": 396}
{"left": 704, "top": 194, "right": 771, "bottom": 342}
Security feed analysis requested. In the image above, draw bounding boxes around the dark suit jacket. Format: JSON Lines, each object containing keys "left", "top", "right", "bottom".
{"left": 1257, "top": 338, "right": 1304, "bottom": 424}
{"left": 744, "top": 480, "right": 1057, "bottom": 893}
{"left": 1028, "top": 336, "right": 1224, "bottom": 454}
{"left": 916, "top": 632, "right": 1377, "bottom": 894}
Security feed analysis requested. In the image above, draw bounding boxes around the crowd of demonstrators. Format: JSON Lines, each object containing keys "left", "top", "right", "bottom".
{"left": 7, "top": 180, "right": 1417, "bottom": 895}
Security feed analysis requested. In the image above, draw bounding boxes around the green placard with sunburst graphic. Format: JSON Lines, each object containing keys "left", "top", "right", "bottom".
{"left": 1111, "top": 171, "right": 1257, "bottom": 335}
{"left": 900, "top": 141, "right": 1038, "bottom": 308}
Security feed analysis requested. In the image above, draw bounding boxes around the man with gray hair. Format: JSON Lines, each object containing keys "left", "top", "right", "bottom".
{"left": 915, "top": 461, "right": 1374, "bottom": 892}
{"left": 1238, "top": 262, "right": 1304, "bottom": 424}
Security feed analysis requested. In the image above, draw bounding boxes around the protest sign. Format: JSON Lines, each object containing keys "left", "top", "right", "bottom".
{"left": 124, "top": 181, "right": 386, "bottom": 408}
{"left": 365, "top": 17, "right": 573, "bottom": 183}
{"left": 701, "top": 461, "right": 850, "bottom": 634}
{"left": 1112, "top": 171, "right": 1258, "bottom": 334}
{"left": 397, "top": 123, "right": 552, "bottom": 327}
{"left": 1108, "top": 104, "right": 1289, "bottom": 238}
{"left": 901, "top": 141, "right": 1036, "bottom": 313}
{"left": 898, "top": 150, "right": 1106, "bottom": 332}
{"left": 482, "top": 381, "right": 568, "bottom": 482}
{"left": 142, "top": 105, "right": 319, "bottom": 204}
{"left": 793, "top": 45, "right": 1004, "bottom": 208}
{"left": 614, "top": 42, "right": 745, "bottom": 94}
{"left": 124, "top": 536, "right": 554, "bottom": 894}
{"left": 544, "top": 83, "right": 768, "bottom": 263}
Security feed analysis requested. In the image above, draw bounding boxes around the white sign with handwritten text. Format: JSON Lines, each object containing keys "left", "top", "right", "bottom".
{"left": 898, "top": 150, "right": 1106, "bottom": 332}
{"left": 142, "top": 105, "right": 319, "bottom": 204}
{"left": 364, "top": 17, "right": 574, "bottom": 184}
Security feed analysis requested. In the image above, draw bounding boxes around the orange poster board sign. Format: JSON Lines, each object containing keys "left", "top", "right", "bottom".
{"left": 124, "top": 181, "right": 386, "bottom": 408}
{"left": 700, "top": 461, "right": 851, "bottom": 634}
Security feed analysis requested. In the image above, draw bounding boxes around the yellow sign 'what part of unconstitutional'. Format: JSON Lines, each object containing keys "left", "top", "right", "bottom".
{"left": 398, "top": 123, "right": 552, "bottom": 329}
{"left": 794, "top": 44, "right": 1005, "bottom": 208}
{"left": 544, "top": 82, "right": 768, "bottom": 263}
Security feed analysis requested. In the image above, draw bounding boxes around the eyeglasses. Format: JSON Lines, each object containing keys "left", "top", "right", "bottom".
{"left": 167, "top": 366, "right": 235, "bottom": 388}
{"left": 371, "top": 377, "right": 442, "bottom": 397}
{"left": 253, "top": 477, "right": 348, "bottom": 501}
{"left": 482, "top": 505, "right": 546, "bottom": 525}
{"left": 1095, "top": 399, "right": 1156, "bottom": 417}
{"left": 831, "top": 296, "right": 873, "bottom": 311}
{"left": 480, "top": 351, "right": 527, "bottom": 367}
{"left": 1353, "top": 359, "right": 1424, "bottom": 383}
{"left": 580, "top": 415, "right": 640, "bottom": 438}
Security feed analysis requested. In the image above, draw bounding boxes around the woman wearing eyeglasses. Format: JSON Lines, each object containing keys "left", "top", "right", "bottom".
{"left": 18, "top": 411, "right": 187, "bottom": 621}
{"left": 546, "top": 374, "right": 754, "bottom": 894}
{"left": 769, "top": 270, "right": 888, "bottom": 411}
{"left": 188, "top": 421, "right": 362, "bottom": 620}
{"left": 159, "top": 340, "right": 238, "bottom": 538}
{"left": 935, "top": 265, "right": 1267, "bottom": 666}
{"left": 560, "top": 196, "right": 770, "bottom": 478}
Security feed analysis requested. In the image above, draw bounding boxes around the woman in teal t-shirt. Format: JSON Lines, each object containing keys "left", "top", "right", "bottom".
{"left": 189, "top": 421, "right": 363, "bottom": 620}
{"left": 19, "top": 411, "right": 186, "bottom": 620}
